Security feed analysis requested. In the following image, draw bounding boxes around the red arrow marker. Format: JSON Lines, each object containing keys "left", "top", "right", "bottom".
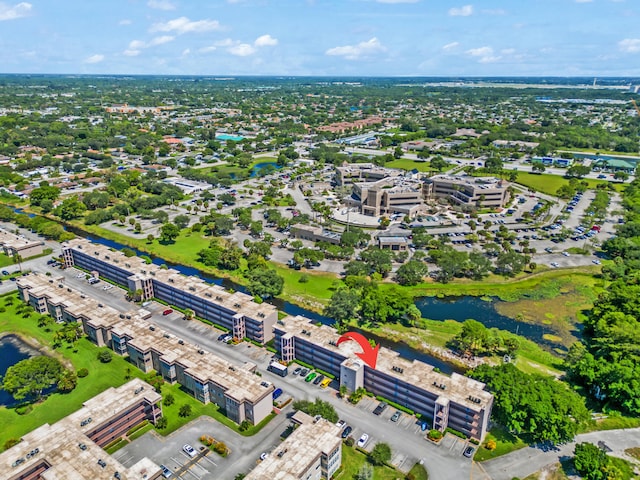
{"left": 337, "top": 332, "right": 380, "bottom": 369}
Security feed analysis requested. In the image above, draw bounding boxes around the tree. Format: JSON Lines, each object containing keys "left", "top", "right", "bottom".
{"left": 97, "top": 349, "right": 113, "bottom": 363}
{"left": 178, "top": 404, "right": 192, "bottom": 417}
{"left": 613, "top": 171, "right": 629, "bottom": 182}
{"left": 164, "top": 393, "right": 175, "bottom": 406}
{"left": 173, "top": 214, "right": 190, "bottom": 230}
{"left": 2, "top": 356, "right": 65, "bottom": 400}
{"left": 532, "top": 162, "right": 546, "bottom": 174}
{"left": 29, "top": 184, "right": 60, "bottom": 207}
{"left": 369, "top": 443, "right": 392, "bottom": 466}
{"left": 54, "top": 196, "right": 87, "bottom": 220}
{"left": 395, "top": 260, "right": 428, "bottom": 286}
{"left": 430, "top": 155, "right": 449, "bottom": 172}
{"left": 324, "top": 289, "right": 361, "bottom": 327}
{"left": 360, "top": 248, "right": 393, "bottom": 277}
{"left": 247, "top": 268, "right": 284, "bottom": 298}
{"left": 572, "top": 442, "right": 627, "bottom": 480}
{"left": 160, "top": 222, "right": 180, "bottom": 242}
{"left": 292, "top": 398, "right": 339, "bottom": 423}
{"left": 566, "top": 164, "right": 591, "bottom": 178}
{"left": 57, "top": 369, "right": 78, "bottom": 393}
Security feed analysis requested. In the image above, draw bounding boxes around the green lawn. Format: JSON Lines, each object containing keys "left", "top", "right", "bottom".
{"left": 0, "top": 253, "right": 15, "bottom": 268}
{"left": 407, "top": 462, "right": 429, "bottom": 480}
{"left": 474, "top": 427, "right": 528, "bottom": 462}
{"left": 385, "top": 158, "right": 432, "bottom": 172}
{"left": 0, "top": 292, "right": 146, "bottom": 449}
{"left": 515, "top": 172, "right": 625, "bottom": 195}
{"left": 336, "top": 445, "right": 404, "bottom": 480}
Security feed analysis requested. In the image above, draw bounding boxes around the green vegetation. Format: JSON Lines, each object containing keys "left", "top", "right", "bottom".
{"left": 573, "top": 442, "right": 635, "bottom": 480}
{"left": 473, "top": 427, "right": 528, "bottom": 462}
{"left": 384, "top": 158, "right": 431, "bottom": 171}
{"left": 515, "top": 172, "right": 624, "bottom": 196}
{"left": 336, "top": 445, "right": 401, "bottom": 480}
{"left": 406, "top": 462, "right": 429, "bottom": 480}
{"left": 292, "top": 398, "right": 338, "bottom": 423}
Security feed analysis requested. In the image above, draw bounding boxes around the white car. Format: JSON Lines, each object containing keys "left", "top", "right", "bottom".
{"left": 260, "top": 452, "right": 268, "bottom": 461}
{"left": 592, "top": 259, "right": 601, "bottom": 265}
{"left": 550, "top": 262, "right": 559, "bottom": 268}
{"left": 357, "top": 433, "right": 369, "bottom": 448}
{"left": 336, "top": 419, "right": 346, "bottom": 430}
{"left": 183, "top": 444, "right": 197, "bottom": 458}
{"left": 562, "top": 252, "right": 570, "bottom": 257}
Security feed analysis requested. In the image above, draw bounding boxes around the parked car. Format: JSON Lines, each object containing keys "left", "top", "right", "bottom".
{"left": 305, "top": 372, "right": 317, "bottom": 383}
{"left": 336, "top": 420, "right": 346, "bottom": 430}
{"left": 299, "top": 368, "right": 309, "bottom": 377}
{"left": 341, "top": 426, "right": 353, "bottom": 439}
{"left": 293, "top": 367, "right": 302, "bottom": 376}
{"left": 313, "top": 374, "right": 324, "bottom": 385}
{"left": 463, "top": 446, "right": 475, "bottom": 458}
{"left": 260, "top": 452, "right": 268, "bottom": 461}
{"left": 391, "top": 411, "right": 401, "bottom": 422}
{"left": 373, "top": 401, "right": 388, "bottom": 416}
{"left": 1, "top": 270, "right": 9, "bottom": 276}
{"left": 160, "top": 465, "right": 173, "bottom": 478}
{"left": 357, "top": 434, "right": 369, "bottom": 448}
{"left": 182, "top": 444, "right": 197, "bottom": 458}
{"left": 273, "top": 388, "right": 283, "bottom": 399}
{"left": 163, "top": 309, "right": 173, "bottom": 316}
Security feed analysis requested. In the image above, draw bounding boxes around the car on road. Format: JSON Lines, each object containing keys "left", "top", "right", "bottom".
{"left": 592, "top": 259, "right": 601, "bottom": 265}
{"left": 305, "top": 372, "right": 317, "bottom": 382}
{"left": 260, "top": 452, "right": 268, "bottom": 461}
{"left": 341, "top": 426, "right": 353, "bottom": 439}
{"left": 463, "top": 446, "right": 475, "bottom": 458}
{"left": 183, "top": 444, "right": 197, "bottom": 458}
{"left": 373, "top": 401, "right": 388, "bottom": 416}
{"left": 313, "top": 374, "right": 324, "bottom": 385}
{"left": 160, "top": 465, "right": 173, "bottom": 478}
{"left": 293, "top": 367, "right": 302, "bottom": 376}
{"left": 550, "top": 262, "right": 559, "bottom": 268}
{"left": 357, "top": 433, "right": 369, "bottom": 448}
{"left": 562, "top": 251, "right": 570, "bottom": 257}
{"left": 391, "top": 411, "right": 401, "bottom": 422}
{"left": 1, "top": 270, "right": 9, "bottom": 276}
{"left": 163, "top": 309, "right": 174, "bottom": 316}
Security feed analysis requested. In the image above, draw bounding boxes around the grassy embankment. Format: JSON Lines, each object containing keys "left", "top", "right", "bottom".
{"left": 384, "top": 158, "right": 431, "bottom": 172}
{"left": 336, "top": 445, "right": 411, "bottom": 479}
{"left": 514, "top": 171, "right": 626, "bottom": 195}
{"left": 0, "top": 291, "right": 274, "bottom": 451}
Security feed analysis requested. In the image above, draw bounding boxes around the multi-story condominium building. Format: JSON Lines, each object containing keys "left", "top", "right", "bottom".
{"left": 0, "top": 227, "right": 45, "bottom": 259}
{"left": 424, "top": 175, "right": 510, "bottom": 209}
{"left": 335, "top": 163, "right": 403, "bottom": 186}
{"left": 273, "top": 315, "right": 493, "bottom": 441}
{"left": 0, "top": 379, "right": 163, "bottom": 480}
{"left": 245, "top": 415, "right": 342, "bottom": 480}
{"left": 17, "top": 274, "right": 275, "bottom": 426}
{"left": 61, "top": 238, "right": 277, "bottom": 344}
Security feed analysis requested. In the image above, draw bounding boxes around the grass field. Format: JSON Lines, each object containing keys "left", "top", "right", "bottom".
{"left": 385, "top": 158, "right": 432, "bottom": 172}
{"left": 335, "top": 445, "right": 403, "bottom": 479}
{"left": 473, "top": 427, "right": 528, "bottom": 462}
{"left": 0, "top": 253, "right": 15, "bottom": 268}
{"left": 0, "top": 292, "right": 147, "bottom": 449}
{"left": 514, "top": 171, "right": 625, "bottom": 195}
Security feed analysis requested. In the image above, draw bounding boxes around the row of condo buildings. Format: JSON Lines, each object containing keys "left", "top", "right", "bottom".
{"left": 336, "top": 163, "right": 510, "bottom": 217}
{"left": 0, "top": 375, "right": 343, "bottom": 480}
{"left": 57, "top": 237, "right": 493, "bottom": 441}
{"left": 17, "top": 273, "right": 275, "bottom": 427}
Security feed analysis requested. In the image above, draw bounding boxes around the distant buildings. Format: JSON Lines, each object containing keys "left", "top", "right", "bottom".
{"left": 424, "top": 175, "right": 510, "bottom": 209}
{"left": 274, "top": 315, "right": 493, "bottom": 441}
{"left": 290, "top": 224, "right": 342, "bottom": 245}
{"left": 245, "top": 414, "right": 342, "bottom": 480}
{"left": 337, "top": 163, "right": 427, "bottom": 218}
{"left": 0, "top": 378, "right": 163, "bottom": 480}
{"left": 0, "top": 228, "right": 45, "bottom": 259}
{"left": 61, "top": 238, "right": 277, "bottom": 344}
{"left": 17, "top": 273, "right": 275, "bottom": 426}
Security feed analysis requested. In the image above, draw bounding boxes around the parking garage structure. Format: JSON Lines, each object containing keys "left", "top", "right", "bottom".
{"left": 17, "top": 273, "right": 275, "bottom": 427}
{"left": 0, "top": 379, "right": 163, "bottom": 480}
{"left": 274, "top": 315, "right": 493, "bottom": 441}
{"left": 61, "top": 238, "right": 277, "bottom": 344}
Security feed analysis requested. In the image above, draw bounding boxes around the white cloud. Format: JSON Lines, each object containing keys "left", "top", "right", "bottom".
{"left": 442, "top": 41, "right": 459, "bottom": 51}
{"left": 466, "top": 46, "right": 501, "bottom": 63}
{"left": 199, "top": 45, "right": 217, "bottom": 53}
{"left": 119, "top": 19, "right": 132, "bottom": 25}
{"left": 150, "top": 16, "right": 221, "bottom": 34}
{"left": 123, "top": 49, "right": 141, "bottom": 57}
{"left": 449, "top": 4, "right": 473, "bottom": 16}
{"left": 619, "top": 38, "right": 640, "bottom": 53}
{"left": 375, "top": 0, "right": 419, "bottom": 3}
{"left": 148, "top": 35, "right": 174, "bottom": 46}
{"left": 575, "top": 0, "right": 593, "bottom": 3}
{"left": 182, "top": 48, "right": 190, "bottom": 56}
{"left": 325, "top": 37, "right": 386, "bottom": 60}
{"left": 0, "top": 1, "right": 31, "bottom": 21}
{"left": 254, "top": 34, "right": 278, "bottom": 47}
{"left": 214, "top": 38, "right": 235, "bottom": 47}
{"left": 84, "top": 54, "right": 105, "bottom": 64}
{"left": 147, "top": 0, "right": 176, "bottom": 10}
{"left": 501, "top": 48, "right": 516, "bottom": 55}
{"left": 229, "top": 43, "right": 256, "bottom": 56}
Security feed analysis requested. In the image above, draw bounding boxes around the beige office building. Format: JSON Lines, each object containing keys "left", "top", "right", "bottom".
{"left": 424, "top": 175, "right": 510, "bottom": 209}
{"left": 0, "top": 228, "right": 45, "bottom": 259}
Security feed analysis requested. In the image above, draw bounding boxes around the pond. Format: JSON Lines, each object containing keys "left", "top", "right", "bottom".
{"left": 250, "top": 161, "right": 282, "bottom": 177}
{"left": 415, "top": 295, "right": 569, "bottom": 350}
{"left": 0, "top": 335, "right": 37, "bottom": 407}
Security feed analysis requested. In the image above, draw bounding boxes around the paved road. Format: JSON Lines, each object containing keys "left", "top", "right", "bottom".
{"left": 479, "top": 428, "right": 640, "bottom": 480}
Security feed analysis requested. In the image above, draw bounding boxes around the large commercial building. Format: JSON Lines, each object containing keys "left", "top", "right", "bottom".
{"left": 245, "top": 414, "right": 342, "bottom": 480}
{"left": 0, "top": 379, "right": 163, "bottom": 480}
{"left": 274, "top": 315, "right": 493, "bottom": 441}
{"left": 424, "top": 175, "right": 510, "bottom": 209}
{"left": 0, "top": 228, "right": 45, "bottom": 259}
{"left": 61, "top": 238, "right": 277, "bottom": 344}
{"left": 17, "top": 274, "right": 275, "bottom": 426}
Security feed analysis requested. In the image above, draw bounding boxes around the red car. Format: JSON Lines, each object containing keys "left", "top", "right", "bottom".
{"left": 162, "top": 309, "right": 173, "bottom": 316}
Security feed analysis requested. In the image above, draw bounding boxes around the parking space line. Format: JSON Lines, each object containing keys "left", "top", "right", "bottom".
{"left": 200, "top": 455, "right": 217, "bottom": 467}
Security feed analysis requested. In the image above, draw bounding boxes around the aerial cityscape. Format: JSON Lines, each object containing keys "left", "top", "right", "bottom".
{"left": 0, "top": 2, "right": 640, "bottom": 480}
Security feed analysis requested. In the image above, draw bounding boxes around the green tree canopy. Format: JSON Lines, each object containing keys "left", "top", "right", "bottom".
{"left": 2, "top": 356, "right": 65, "bottom": 400}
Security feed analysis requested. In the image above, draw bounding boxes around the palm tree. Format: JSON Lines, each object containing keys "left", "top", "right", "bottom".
{"left": 12, "top": 253, "right": 22, "bottom": 271}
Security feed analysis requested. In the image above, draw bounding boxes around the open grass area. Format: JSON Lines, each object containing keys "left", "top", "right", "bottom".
{"left": 0, "top": 292, "right": 146, "bottom": 449}
{"left": 474, "top": 427, "right": 528, "bottom": 462}
{"left": 407, "top": 462, "right": 429, "bottom": 480}
{"left": 274, "top": 264, "right": 338, "bottom": 309}
{"left": 523, "top": 462, "right": 571, "bottom": 480}
{"left": 335, "top": 445, "right": 403, "bottom": 480}
{"left": 514, "top": 171, "right": 625, "bottom": 195}
{"left": 0, "top": 253, "right": 15, "bottom": 268}
{"left": 385, "top": 158, "right": 432, "bottom": 172}
{"left": 584, "top": 414, "right": 640, "bottom": 433}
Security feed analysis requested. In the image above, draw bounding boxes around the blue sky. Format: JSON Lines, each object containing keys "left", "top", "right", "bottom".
{"left": 0, "top": 0, "right": 638, "bottom": 76}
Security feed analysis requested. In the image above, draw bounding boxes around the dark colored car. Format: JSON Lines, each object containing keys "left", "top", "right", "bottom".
{"left": 313, "top": 374, "right": 324, "bottom": 385}
{"left": 373, "top": 401, "right": 388, "bottom": 416}
{"left": 273, "top": 388, "right": 283, "bottom": 399}
{"left": 293, "top": 367, "right": 302, "bottom": 376}
{"left": 163, "top": 309, "right": 173, "bottom": 316}
{"left": 341, "top": 426, "right": 353, "bottom": 439}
